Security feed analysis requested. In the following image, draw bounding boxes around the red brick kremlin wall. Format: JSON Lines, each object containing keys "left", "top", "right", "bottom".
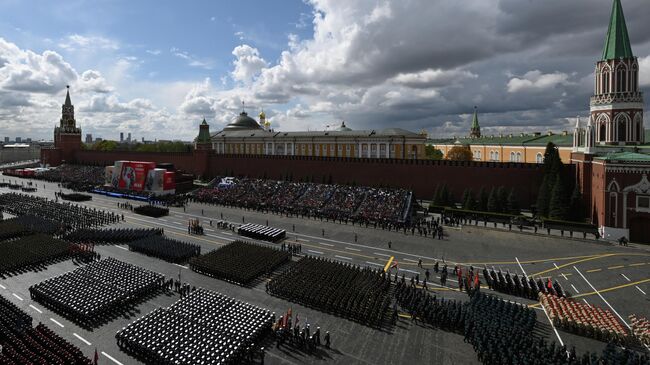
{"left": 65, "top": 149, "right": 552, "bottom": 206}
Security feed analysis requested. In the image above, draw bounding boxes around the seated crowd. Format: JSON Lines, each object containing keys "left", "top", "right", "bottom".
{"left": 190, "top": 241, "right": 290, "bottom": 286}
{"left": 128, "top": 235, "right": 201, "bottom": 264}
{"left": 267, "top": 256, "right": 391, "bottom": 327}
{"left": 0, "top": 294, "right": 92, "bottom": 364}
{"left": 116, "top": 288, "right": 272, "bottom": 365}
{"left": 35, "top": 164, "right": 105, "bottom": 191}
{"left": 0, "top": 234, "right": 74, "bottom": 277}
{"left": 629, "top": 315, "right": 650, "bottom": 347}
{"left": 0, "top": 193, "right": 119, "bottom": 231}
{"left": 192, "top": 177, "right": 412, "bottom": 227}
{"left": 29, "top": 257, "right": 165, "bottom": 327}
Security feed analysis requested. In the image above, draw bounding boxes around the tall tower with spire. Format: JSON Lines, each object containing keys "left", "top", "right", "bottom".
{"left": 469, "top": 106, "right": 481, "bottom": 139}
{"left": 53, "top": 85, "right": 82, "bottom": 162}
{"left": 590, "top": 0, "right": 644, "bottom": 145}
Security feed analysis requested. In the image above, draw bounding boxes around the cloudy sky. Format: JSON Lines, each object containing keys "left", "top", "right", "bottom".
{"left": 0, "top": 0, "right": 649, "bottom": 141}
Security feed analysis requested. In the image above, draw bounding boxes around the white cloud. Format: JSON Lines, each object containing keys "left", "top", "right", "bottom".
{"left": 507, "top": 70, "right": 571, "bottom": 93}
{"left": 231, "top": 45, "right": 268, "bottom": 84}
{"left": 638, "top": 55, "right": 650, "bottom": 87}
{"left": 170, "top": 47, "right": 213, "bottom": 69}
{"left": 146, "top": 49, "right": 161, "bottom": 56}
{"left": 0, "top": 38, "right": 76, "bottom": 94}
{"left": 391, "top": 69, "right": 478, "bottom": 88}
{"left": 77, "top": 70, "right": 112, "bottom": 93}
{"left": 59, "top": 34, "right": 119, "bottom": 51}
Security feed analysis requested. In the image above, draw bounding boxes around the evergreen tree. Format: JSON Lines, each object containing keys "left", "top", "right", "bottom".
{"left": 549, "top": 174, "right": 568, "bottom": 220}
{"left": 507, "top": 188, "right": 520, "bottom": 215}
{"left": 460, "top": 189, "right": 470, "bottom": 209}
{"left": 478, "top": 186, "right": 489, "bottom": 211}
{"left": 497, "top": 186, "right": 508, "bottom": 213}
{"left": 440, "top": 184, "right": 450, "bottom": 207}
{"left": 536, "top": 176, "right": 551, "bottom": 217}
{"left": 568, "top": 183, "right": 585, "bottom": 222}
{"left": 487, "top": 187, "right": 498, "bottom": 212}
{"left": 432, "top": 185, "right": 441, "bottom": 206}
{"left": 463, "top": 189, "right": 475, "bottom": 210}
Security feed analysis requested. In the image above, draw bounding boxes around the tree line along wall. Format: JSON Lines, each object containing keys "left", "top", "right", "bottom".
{"left": 72, "top": 150, "right": 559, "bottom": 207}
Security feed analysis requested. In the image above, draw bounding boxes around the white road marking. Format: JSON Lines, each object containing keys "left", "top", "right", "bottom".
{"left": 221, "top": 232, "right": 233, "bottom": 236}
{"left": 173, "top": 264, "right": 188, "bottom": 269}
{"left": 365, "top": 261, "right": 383, "bottom": 267}
{"left": 29, "top": 304, "right": 42, "bottom": 313}
{"left": 0, "top": 284, "right": 5, "bottom": 289}
{"left": 160, "top": 218, "right": 168, "bottom": 222}
{"left": 621, "top": 273, "right": 631, "bottom": 282}
{"left": 553, "top": 263, "right": 568, "bottom": 280}
{"left": 116, "top": 245, "right": 128, "bottom": 251}
{"left": 516, "top": 257, "right": 528, "bottom": 278}
{"left": 540, "top": 301, "right": 566, "bottom": 349}
{"left": 318, "top": 242, "right": 334, "bottom": 247}
{"left": 335, "top": 255, "right": 352, "bottom": 261}
{"left": 398, "top": 268, "right": 419, "bottom": 274}
{"left": 308, "top": 250, "right": 323, "bottom": 255}
{"left": 573, "top": 266, "right": 630, "bottom": 330}
{"left": 636, "top": 286, "right": 647, "bottom": 295}
{"left": 403, "top": 258, "right": 418, "bottom": 263}
{"left": 102, "top": 352, "right": 125, "bottom": 365}
{"left": 50, "top": 318, "right": 64, "bottom": 328}
{"left": 374, "top": 253, "right": 391, "bottom": 258}
{"left": 570, "top": 284, "right": 580, "bottom": 294}
{"left": 582, "top": 299, "right": 590, "bottom": 307}
{"left": 12, "top": 293, "right": 23, "bottom": 301}
{"left": 73, "top": 333, "right": 91, "bottom": 346}
{"left": 345, "top": 247, "right": 361, "bottom": 252}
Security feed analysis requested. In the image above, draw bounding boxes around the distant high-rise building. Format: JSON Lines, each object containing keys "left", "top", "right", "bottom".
{"left": 127, "top": 132, "right": 131, "bottom": 142}
{"left": 95, "top": 137, "right": 103, "bottom": 142}
{"left": 120, "top": 132, "right": 124, "bottom": 142}
{"left": 15, "top": 137, "right": 21, "bottom": 143}
{"left": 85, "top": 134, "right": 93, "bottom": 144}
{"left": 3, "top": 137, "right": 8, "bottom": 143}
{"left": 25, "top": 138, "right": 32, "bottom": 143}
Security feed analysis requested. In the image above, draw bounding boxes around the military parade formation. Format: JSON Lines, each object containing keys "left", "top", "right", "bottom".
{"left": 267, "top": 256, "right": 392, "bottom": 327}
{"left": 128, "top": 235, "right": 201, "bottom": 264}
{"left": 190, "top": 241, "right": 291, "bottom": 286}
{"left": 29, "top": 258, "right": 166, "bottom": 328}
{"left": 116, "top": 288, "right": 273, "bottom": 365}
{"left": 0, "top": 294, "right": 93, "bottom": 364}
{"left": 1, "top": 171, "right": 649, "bottom": 364}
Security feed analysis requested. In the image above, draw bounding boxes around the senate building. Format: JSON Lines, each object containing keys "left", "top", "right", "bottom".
{"left": 195, "top": 110, "right": 428, "bottom": 160}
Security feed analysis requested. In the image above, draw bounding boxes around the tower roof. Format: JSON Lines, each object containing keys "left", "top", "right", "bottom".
{"left": 64, "top": 85, "right": 72, "bottom": 106}
{"left": 471, "top": 107, "right": 479, "bottom": 130}
{"left": 602, "top": 0, "right": 633, "bottom": 60}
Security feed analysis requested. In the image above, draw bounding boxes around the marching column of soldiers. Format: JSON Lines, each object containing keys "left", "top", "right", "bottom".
{"left": 191, "top": 241, "right": 290, "bottom": 286}
{"left": 116, "top": 288, "right": 272, "bottom": 365}
{"left": 0, "top": 193, "right": 119, "bottom": 231}
{"left": 267, "top": 256, "right": 392, "bottom": 327}
{"left": 62, "top": 227, "right": 162, "bottom": 244}
{"left": 0, "top": 295, "right": 94, "bottom": 364}
{"left": 482, "top": 266, "right": 565, "bottom": 300}
{"left": 28, "top": 258, "right": 166, "bottom": 328}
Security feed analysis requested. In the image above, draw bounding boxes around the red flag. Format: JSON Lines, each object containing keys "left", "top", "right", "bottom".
{"left": 94, "top": 348, "right": 99, "bottom": 365}
{"left": 547, "top": 278, "right": 553, "bottom": 289}
{"left": 474, "top": 274, "right": 479, "bottom": 288}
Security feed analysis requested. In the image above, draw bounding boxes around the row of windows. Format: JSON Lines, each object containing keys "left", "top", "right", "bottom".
{"left": 471, "top": 149, "right": 544, "bottom": 163}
